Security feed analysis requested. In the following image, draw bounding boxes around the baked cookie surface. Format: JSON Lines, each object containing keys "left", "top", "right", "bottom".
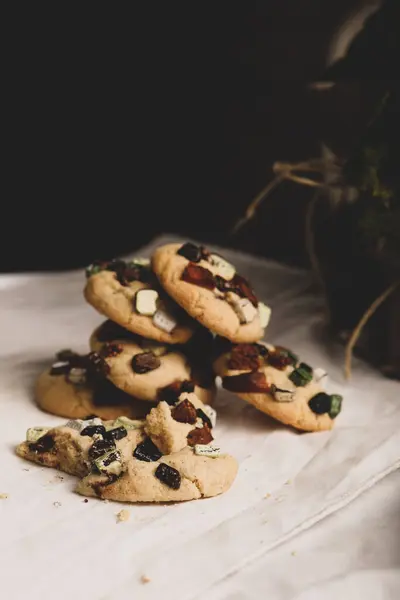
{"left": 213, "top": 340, "right": 342, "bottom": 432}
{"left": 16, "top": 394, "right": 237, "bottom": 503}
{"left": 84, "top": 258, "right": 196, "bottom": 343}
{"left": 90, "top": 322, "right": 215, "bottom": 405}
{"left": 35, "top": 350, "right": 153, "bottom": 420}
{"left": 151, "top": 243, "right": 271, "bottom": 342}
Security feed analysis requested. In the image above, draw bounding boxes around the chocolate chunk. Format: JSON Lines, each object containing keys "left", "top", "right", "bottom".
{"left": 196, "top": 408, "right": 212, "bottom": 429}
{"left": 289, "top": 366, "right": 313, "bottom": 387}
{"left": 308, "top": 392, "right": 331, "bottom": 415}
{"left": 329, "top": 394, "right": 343, "bottom": 419}
{"left": 84, "top": 414, "right": 98, "bottom": 420}
{"left": 154, "top": 463, "right": 181, "bottom": 490}
{"left": 187, "top": 424, "right": 213, "bottom": 446}
{"left": 177, "top": 242, "right": 202, "bottom": 263}
{"left": 231, "top": 274, "right": 258, "bottom": 307}
{"left": 56, "top": 349, "right": 78, "bottom": 362}
{"left": 88, "top": 438, "right": 115, "bottom": 460}
{"left": 80, "top": 425, "right": 106, "bottom": 437}
{"left": 180, "top": 380, "right": 195, "bottom": 393}
{"left": 87, "top": 352, "right": 111, "bottom": 377}
{"left": 104, "top": 426, "right": 128, "bottom": 441}
{"left": 133, "top": 438, "right": 163, "bottom": 462}
{"left": 171, "top": 400, "right": 197, "bottom": 424}
{"left": 50, "top": 362, "right": 70, "bottom": 376}
{"left": 181, "top": 264, "right": 216, "bottom": 291}
{"left": 29, "top": 434, "right": 55, "bottom": 454}
{"left": 158, "top": 381, "right": 182, "bottom": 405}
{"left": 222, "top": 371, "right": 270, "bottom": 393}
{"left": 131, "top": 351, "right": 161, "bottom": 374}
{"left": 228, "top": 344, "right": 261, "bottom": 371}
{"left": 101, "top": 343, "right": 123, "bottom": 358}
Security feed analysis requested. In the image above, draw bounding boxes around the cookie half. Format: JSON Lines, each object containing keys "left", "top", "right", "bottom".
{"left": 151, "top": 243, "right": 271, "bottom": 342}
{"left": 36, "top": 350, "right": 153, "bottom": 420}
{"left": 84, "top": 258, "right": 196, "bottom": 343}
{"left": 90, "top": 325, "right": 215, "bottom": 404}
{"left": 214, "top": 341, "right": 342, "bottom": 432}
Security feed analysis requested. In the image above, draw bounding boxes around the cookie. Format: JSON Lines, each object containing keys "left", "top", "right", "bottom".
{"left": 213, "top": 341, "right": 342, "bottom": 432}
{"left": 35, "top": 350, "right": 153, "bottom": 420}
{"left": 16, "top": 411, "right": 237, "bottom": 503}
{"left": 151, "top": 242, "right": 271, "bottom": 342}
{"left": 90, "top": 322, "right": 215, "bottom": 405}
{"left": 84, "top": 258, "right": 196, "bottom": 344}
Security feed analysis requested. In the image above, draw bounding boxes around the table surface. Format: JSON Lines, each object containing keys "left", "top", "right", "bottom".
{"left": 1, "top": 236, "right": 399, "bottom": 600}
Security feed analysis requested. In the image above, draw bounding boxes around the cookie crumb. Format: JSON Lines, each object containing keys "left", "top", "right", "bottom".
{"left": 116, "top": 509, "right": 130, "bottom": 523}
{"left": 264, "top": 493, "right": 271, "bottom": 499}
{"left": 285, "top": 479, "right": 292, "bottom": 485}
{"left": 22, "top": 468, "right": 30, "bottom": 472}
{"left": 53, "top": 501, "right": 62, "bottom": 508}
{"left": 140, "top": 575, "right": 151, "bottom": 584}
{"left": 291, "top": 551, "right": 296, "bottom": 557}
{"left": 83, "top": 499, "right": 89, "bottom": 503}
{"left": 0, "top": 493, "right": 9, "bottom": 499}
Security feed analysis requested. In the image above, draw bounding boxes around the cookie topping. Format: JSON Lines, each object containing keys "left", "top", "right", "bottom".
{"left": 230, "top": 274, "right": 258, "bottom": 307}
{"left": 152, "top": 308, "right": 178, "bottom": 333}
{"left": 87, "top": 352, "right": 111, "bottom": 377}
{"left": 154, "top": 463, "right": 181, "bottom": 490}
{"left": 135, "top": 289, "right": 159, "bottom": 316}
{"left": 289, "top": 365, "right": 313, "bottom": 387}
{"left": 158, "top": 380, "right": 195, "bottom": 404}
{"left": 56, "top": 349, "right": 79, "bottom": 363}
{"left": 308, "top": 392, "right": 331, "bottom": 415}
{"left": 209, "top": 254, "right": 236, "bottom": 280}
{"left": 187, "top": 424, "right": 214, "bottom": 446}
{"left": 228, "top": 344, "right": 261, "bottom": 371}
{"left": 230, "top": 296, "right": 258, "bottom": 324}
{"left": 271, "top": 386, "right": 296, "bottom": 402}
{"left": 133, "top": 438, "right": 163, "bottom": 462}
{"left": 88, "top": 438, "right": 115, "bottom": 460}
{"left": 201, "top": 405, "right": 217, "bottom": 428}
{"left": 101, "top": 343, "right": 123, "bottom": 358}
{"left": 112, "top": 416, "right": 144, "bottom": 430}
{"left": 94, "top": 449, "right": 123, "bottom": 476}
{"left": 177, "top": 242, "right": 203, "bottom": 263}
{"left": 194, "top": 444, "right": 221, "bottom": 458}
{"left": 104, "top": 426, "right": 128, "bottom": 441}
{"left": 131, "top": 351, "right": 161, "bottom": 374}
{"left": 80, "top": 425, "right": 106, "bottom": 437}
{"left": 28, "top": 434, "right": 55, "bottom": 454}
{"left": 273, "top": 346, "right": 298, "bottom": 366}
{"left": 171, "top": 399, "right": 197, "bottom": 424}
{"left": 67, "top": 367, "right": 87, "bottom": 385}
{"left": 85, "top": 258, "right": 153, "bottom": 287}
{"left": 329, "top": 394, "right": 343, "bottom": 419}
{"left": 196, "top": 408, "right": 213, "bottom": 429}
{"left": 314, "top": 368, "right": 328, "bottom": 386}
{"left": 50, "top": 361, "right": 70, "bottom": 376}
{"left": 258, "top": 303, "right": 272, "bottom": 329}
{"left": 223, "top": 371, "right": 271, "bottom": 393}
{"left": 26, "top": 427, "right": 50, "bottom": 443}
{"left": 181, "top": 264, "right": 216, "bottom": 290}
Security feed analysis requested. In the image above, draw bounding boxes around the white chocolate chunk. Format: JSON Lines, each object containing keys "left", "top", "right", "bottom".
{"left": 230, "top": 297, "right": 258, "bottom": 324}
{"left": 51, "top": 361, "right": 69, "bottom": 370}
{"left": 209, "top": 254, "right": 236, "bottom": 280}
{"left": 273, "top": 388, "right": 295, "bottom": 403}
{"left": 112, "top": 416, "right": 144, "bottom": 430}
{"left": 195, "top": 417, "right": 203, "bottom": 429}
{"left": 194, "top": 444, "right": 221, "bottom": 458}
{"left": 94, "top": 449, "right": 122, "bottom": 476}
{"left": 26, "top": 427, "right": 50, "bottom": 442}
{"left": 131, "top": 257, "right": 150, "bottom": 267}
{"left": 152, "top": 309, "right": 178, "bottom": 333}
{"left": 135, "top": 289, "right": 159, "bottom": 316}
{"left": 202, "top": 405, "right": 217, "bottom": 428}
{"left": 67, "top": 367, "right": 87, "bottom": 385}
{"left": 314, "top": 368, "right": 328, "bottom": 388}
{"left": 258, "top": 302, "right": 271, "bottom": 329}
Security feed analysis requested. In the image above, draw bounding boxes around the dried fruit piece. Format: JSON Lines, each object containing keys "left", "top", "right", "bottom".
{"left": 135, "top": 289, "right": 159, "bottom": 316}
{"left": 154, "top": 463, "right": 181, "bottom": 490}
{"left": 187, "top": 424, "right": 213, "bottom": 446}
{"left": 101, "top": 343, "right": 123, "bottom": 358}
{"left": 104, "top": 426, "right": 128, "bottom": 441}
{"left": 329, "top": 394, "right": 343, "bottom": 419}
{"left": 181, "top": 264, "right": 216, "bottom": 290}
{"left": 222, "top": 371, "right": 270, "bottom": 393}
{"left": 177, "top": 242, "right": 202, "bottom": 262}
{"left": 228, "top": 344, "right": 261, "bottom": 371}
{"left": 194, "top": 444, "right": 221, "bottom": 458}
{"left": 231, "top": 274, "right": 258, "bottom": 307}
{"left": 152, "top": 309, "right": 178, "bottom": 333}
{"left": 80, "top": 425, "right": 106, "bottom": 437}
{"left": 131, "top": 351, "right": 161, "bottom": 374}
{"left": 133, "top": 438, "right": 163, "bottom": 462}
{"left": 274, "top": 346, "right": 298, "bottom": 366}
{"left": 209, "top": 254, "right": 236, "bottom": 280}
{"left": 308, "top": 392, "right": 331, "bottom": 415}
{"left": 28, "top": 434, "right": 55, "bottom": 454}
{"left": 171, "top": 399, "right": 197, "bottom": 424}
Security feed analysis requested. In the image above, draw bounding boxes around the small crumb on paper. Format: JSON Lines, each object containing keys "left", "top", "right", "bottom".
{"left": 285, "top": 479, "right": 292, "bottom": 485}
{"left": 0, "top": 493, "right": 9, "bottom": 499}
{"left": 140, "top": 575, "right": 151, "bottom": 584}
{"left": 264, "top": 493, "right": 271, "bottom": 499}
{"left": 116, "top": 509, "right": 130, "bottom": 523}
{"left": 291, "top": 551, "right": 296, "bottom": 557}
{"left": 53, "top": 501, "right": 62, "bottom": 508}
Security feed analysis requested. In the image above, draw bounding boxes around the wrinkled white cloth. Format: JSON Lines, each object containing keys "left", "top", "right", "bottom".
{"left": 0, "top": 235, "right": 399, "bottom": 600}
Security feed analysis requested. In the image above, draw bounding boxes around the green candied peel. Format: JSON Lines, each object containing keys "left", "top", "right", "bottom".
{"left": 110, "top": 416, "right": 144, "bottom": 430}
{"left": 289, "top": 366, "right": 313, "bottom": 387}
{"left": 94, "top": 449, "right": 123, "bottom": 476}
{"left": 85, "top": 263, "right": 104, "bottom": 278}
{"left": 329, "top": 394, "right": 343, "bottom": 419}
{"left": 26, "top": 427, "right": 50, "bottom": 442}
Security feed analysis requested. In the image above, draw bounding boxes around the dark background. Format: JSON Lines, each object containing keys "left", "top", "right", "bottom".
{"left": 3, "top": 1, "right": 377, "bottom": 273}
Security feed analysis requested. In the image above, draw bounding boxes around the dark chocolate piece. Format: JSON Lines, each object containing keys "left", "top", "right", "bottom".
{"left": 171, "top": 399, "right": 197, "bottom": 424}
{"left": 133, "top": 438, "right": 163, "bottom": 462}
{"left": 154, "top": 463, "right": 181, "bottom": 490}
{"left": 104, "top": 426, "right": 128, "bottom": 441}
{"left": 50, "top": 362, "right": 70, "bottom": 376}
{"left": 131, "top": 351, "right": 161, "bottom": 374}
{"left": 80, "top": 425, "right": 106, "bottom": 437}
{"left": 308, "top": 392, "right": 331, "bottom": 415}
{"left": 196, "top": 408, "right": 212, "bottom": 429}
{"left": 29, "top": 434, "right": 55, "bottom": 453}
{"left": 88, "top": 438, "right": 115, "bottom": 460}
{"left": 177, "top": 242, "right": 202, "bottom": 263}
